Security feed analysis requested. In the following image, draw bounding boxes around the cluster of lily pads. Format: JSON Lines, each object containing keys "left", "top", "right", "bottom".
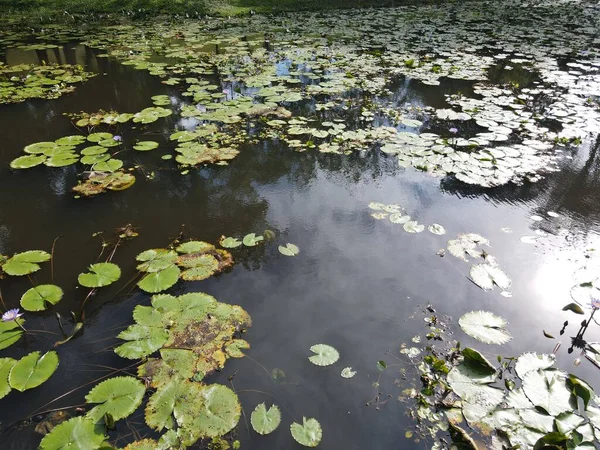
{"left": 396, "top": 308, "right": 600, "bottom": 450}
{"left": 0, "top": 62, "right": 95, "bottom": 104}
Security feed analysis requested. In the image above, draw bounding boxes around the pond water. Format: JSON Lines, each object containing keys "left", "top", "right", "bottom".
{"left": 1, "top": 1, "right": 600, "bottom": 449}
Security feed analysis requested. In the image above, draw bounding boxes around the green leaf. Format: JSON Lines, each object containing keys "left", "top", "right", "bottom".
{"left": 278, "top": 243, "right": 300, "bottom": 256}
{"left": 0, "top": 358, "right": 16, "bottom": 400}
{"left": 2, "top": 250, "right": 51, "bottom": 276}
{"left": 562, "top": 303, "right": 585, "bottom": 315}
{"left": 403, "top": 221, "right": 425, "bottom": 233}
{"left": 87, "top": 132, "right": 113, "bottom": 143}
{"left": 85, "top": 376, "right": 146, "bottom": 423}
{"left": 219, "top": 236, "right": 242, "bottom": 248}
{"left": 309, "top": 344, "right": 339, "bottom": 366}
{"left": 10, "top": 154, "right": 46, "bottom": 169}
{"left": 0, "top": 320, "right": 25, "bottom": 350}
{"left": 133, "top": 141, "right": 160, "bottom": 151}
{"left": 180, "top": 255, "right": 219, "bottom": 281}
{"left": 522, "top": 369, "right": 573, "bottom": 416}
{"left": 341, "top": 367, "right": 357, "bottom": 378}
{"left": 290, "top": 417, "right": 322, "bottom": 447}
{"left": 458, "top": 311, "right": 512, "bottom": 345}
{"left": 250, "top": 403, "right": 281, "bottom": 435}
{"left": 243, "top": 233, "right": 264, "bottom": 247}
{"left": 567, "top": 374, "right": 594, "bottom": 409}
{"left": 39, "top": 416, "right": 107, "bottom": 450}
{"left": 515, "top": 353, "right": 556, "bottom": 379}
{"left": 78, "top": 262, "right": 121, "bottom": 288}
{"left": 377, "top": 360, "right": 387, "bottom": 371}
{"left": 428, "top": 224, "right": 447, "bottom": 235}
{"left": 137, "top": 265, "right": 181, "bottom": 293}
{"left": 175, "top": 241, "right": 215, "bottom": 254}
{"left": 136, "top": 249, "right": 178, "bottom": 272}
{"left": 20, "top": 284, "right": 63, "bottom": 311}
{"left": 9, "top": 351, "right": 59, "bottom": 392}
{"left": 55, "top": 135, "right": 86, "bottom": 146}
{"left": 115, "top": 324, "right": 169, "bottom": 359}
{"left": 469, "top": 263, "right": 511, "bottom": 290}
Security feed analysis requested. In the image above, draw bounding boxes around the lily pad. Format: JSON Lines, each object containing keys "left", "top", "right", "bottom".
{"left": 403, "top": 221, "right": 425, "bottom": 233}
{"left": 428, "top": 224, "right": 447, "bottom": 235}
{"left": 0, "top": 320, "right": 25, "bottom": 350}
{"left": 133, "top": 141, "right": 160, "bottom": 151}
{"left": 9, "top": 351, "right": 59, "bottom": 392}
{"left": 250, "top": 403, "right": 281, "bottom": 435}
{"left": 309, "top": 344, "right": 339, "bottom": 366}
{"left": 0, "top": 358, "right": 16, "bottom": 400}
{"left": 85, "top": 376, "right": 146, "bottom": 423}
{"left": 179, "top": 254, "right": 219, "bottom": 281}
{"left": 78, "top": 262, "right": 121, "bottom": 288}
{"left": 219, "top": 236, "right": 242, "bottom": 248}
{"left": 10, "top": 154, "right": 46, "bottom": 169}
{"left": 290, "top": 417, "right": 322, "bottom": 447}
{"left": 2, "top": 250, "right": 51, "bottom": 276}
{"left": 341, "top": 367, "right": 357, "bottom": 378}
{"left": 137, "top": 265, "right": 181, "bottom": 293}
{"left": 39, "top": 416, "right": 106, "bottom": 450}
{"left": 458, "top": 311, "right": 512, "bottom": 345}
{"left": 20, "top": 284, "right": 63, "bottom": 311}
{"left": 278, "top": 243, "right": 300, "bottom": 256}
{"left": 136, "top": 249, "right": 178, "bottom": 272}
{"left": 243, "top": 233, "right": 264, "bottom": 247}
{"left": 469, "top": 263, "right": 511, "bottom": 290}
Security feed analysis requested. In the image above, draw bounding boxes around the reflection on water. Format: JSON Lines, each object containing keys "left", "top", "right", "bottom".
{"left": 0, "top": 40, "right": 600, "bottom": 450}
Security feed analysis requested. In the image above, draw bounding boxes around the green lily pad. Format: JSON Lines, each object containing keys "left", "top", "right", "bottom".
{"left": 521, "top": 369, "right": 572, "bottom": 416}
{"left": 251, "top": 403, "right": 281, "bottom": 435}
{"left": 180, "top": 255, "right": 219, "bottom": 281}
{"left": 219, "top": 236, "right": 242, "bottom": 248}
{"left": 85, "top": 376, "right": 146, "bottom": 423}
{"left": 341, "top": 367, "right": 357, "bottom": 378}
{"left": 93, "top": 159, "right": 123, "bottom": 172}
{"left": 80, "top": 146, "right": 108, "bottom": 156}
{"left": 309, "top": 344, "right": 339, "bottom": 366}
{"left": 290, "top": 417, "right": 322, "bottom": 447}
{"left": 10, "top": 154, "right": 46, "bottom": 169}
{"left": 175, "top": 241, "right": 215, "bottom": 254}
{"left": 428, "top": 224, "right": 447, "bottom": 235}
{"left": 87, "top": 132, "right": 113, "bottom": 143}
{"left": 24, "top": 142, "right": 57, "bottom": 154}
{"left": 39, "top": 416, "right": 106, "bottom": 450}
{"left": 133, "top": 141, "right": 160, "bottom": 151}
{"left": 278, "top": 243, "right": 299, "bottom": 256}
{"left": 55, "top": 135, "right": 86, "bottom": 146}
{"left": 0, "top": 320, "right": 24, "bottom": 350}
{"left": 9, "top": 351, "right": 59, "bottom": 392}
{"left": 20, "top": 284, "right": 64, "bottom": 311}
{"left": 470, "top": 263, "right": 511, "bottom": 290}
{"left": 458, "top": 311, "right": 512, "bottom": 345}
{"left": 403, "top": 221, "right": 425, "bottom": 233}
{"left": 136, "top": 249, "right": 178, "bottom": 272}
{"left": 2, "top": 250, "right": 51, "bottom": 276}
{"left": 0, "top": 358, "right": 16, "bottom": 400}
{"left": 243, "top": 233, "right": 264, "bottom": 247}
{"left": 78, "top": 262, "right": 121, "bottom": 288}
{"left": 137, "top": 265, "right": 181, "bottom": 293}
{"left": 80, "top": 153, "right": 110, "bottom": 165}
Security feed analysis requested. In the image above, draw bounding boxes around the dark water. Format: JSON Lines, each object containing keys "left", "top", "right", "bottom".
{"left": 1, "top": 44, "right": 600, "bottom": 449}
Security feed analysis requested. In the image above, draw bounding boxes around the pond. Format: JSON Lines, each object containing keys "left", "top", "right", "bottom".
{"left": 0, "top": 0, "right": 600, "bottom": 448}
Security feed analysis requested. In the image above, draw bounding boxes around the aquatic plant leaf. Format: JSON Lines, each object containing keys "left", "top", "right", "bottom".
{"left": 55, "top": 135, "right": 86, "bottom": 146}
{"left": 124, "top": 439, "right": 160, "bottom": 450}
{"left": 115, "top": 324, "right": 169, "bottom": 359}
{"left": 0, "top": 320, "right": 24, "bottom": 350}
{"left": 136, "top": 249, "right": 178, "bottom": 272}
{"left": 447, "top": 234, "right": 489, "bottom": 262}
{"left": 145, "top": 378, "right": 180, "bottom": 430}
{"left": 39, "top": 416, "right": 106, "bottom": 450}
{"left": 243, "top": 233, "right": 264, "bottom": 246}
{"left": 341, "top": 367, "right": 357, "bottom": 378}
{"left": 515, "top": 353, "right": 556, "bottom": 379}
{"left": 458, "top": 311, "right": 512, "bottom": 345}
{"left": 562, "top": 303, "right": 585, "bottom": 315}
{"left": 309, "top": 344, "right": 339, "bottom": 366}
{"left": 278, "top": 243, "right": 299, "bottom": 256}
{"left": 428, "top": 224, "right": 447, "bottom": 235}
{"left": 81, "top": 146, "right": 108, "bottom": 156}
{"left": 251, "top": 403, "right": 281, "bottom": 435}
{"left": 522, "top": 369, "right": 572, "bottom": 416}
{"left": 138, "top": 265, "right": 181, "bottom": 293}
{"left": 176, "top": 241, "right": 215, "bottom": 254}
{"left": 87, "top": 132, "right": 113, "bottom": 143}
{"left": 133, "top": 141, "right": 159, "bottom": 151}
{"left": 404, "top": 221, "right": 425, "bottom": 233}
{"left": 390, "top": 213, "right": 410, "bottom": 224}
{"left": 72, "top": 171, "right": 136, "bottom": 196}
{"left": 85, "top": 376, "right": 146, "bottom": 423}
{"left": 0, "top": 358, "right": 16, "bottom": 400}
{"left": 219, "top": 236, "right": 242, "bottom": 248}
{"left": 180, "top": 255, "right": 219, "bottom": 281}
{"left": 9, "top": 351, "right": 59, "bottom": 391}
{"left": 2, "top": 250, "right": 50, "bottom": 276}
{"left": 470, "top": 263, "right": 511, "bottom": 290}
{"left": 78, "top": 262, "right": 121, "bottom": 288}
{"left": 93, "top": 159, "right": 123, "bottom": 172}
{"left": 290, "top": 417, "right": 322, "bottom": 447}
{"left": 20, "top": 284, "right": 63, "bottom": 311}
{"left": 10, "top": 154, "right": 46, "bottom": 169}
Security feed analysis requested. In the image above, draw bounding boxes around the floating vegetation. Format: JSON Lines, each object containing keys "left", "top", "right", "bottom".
{"left": 308, "top": 344, "right": 339, "bottom": 367}
{"left": 78, "top": 262, "right": 121, "bottom": 288}
{"left": 341, "top": 367, "right": 357, "bottom": 378}
{"left": 0, "top": 63, "right": 95, "bottom": 104}
{"left": 20, "top": 284, "right": 63, "bottom": 311}
{"left": 4, "top": 351, "right": 59, "bottom": 395}
{"left": 136, "top": 240, "right": 233, "bottom": 293}
{"left": 251, "top": 403, "right": 281, "bottom": 435}
{"left": 278, "top": 243, "right": 299, "bottom": 257}
{"left": 0, "top": 250, "right": 51, "bottom": 277}
{"left": 458, "top": 310, "right": 512, "bottom": 345}
{"left": 396, "top": 308, "right": 600, "bottom": 450}
{"left": 290, "top": 417, "right": 323, "bottom": 447}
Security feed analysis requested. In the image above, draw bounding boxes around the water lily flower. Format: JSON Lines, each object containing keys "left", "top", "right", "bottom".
{"left": 113, "top": 135, "right": 122, "bottom": 142}
{"left": 2, "top": 308, "right": 23, "bottom": 322}
{"left": 591, "top": 297, "right": 600, "bottom": 310}
{"left": 449, "top": 127, "right": 458, "bottom": 134}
